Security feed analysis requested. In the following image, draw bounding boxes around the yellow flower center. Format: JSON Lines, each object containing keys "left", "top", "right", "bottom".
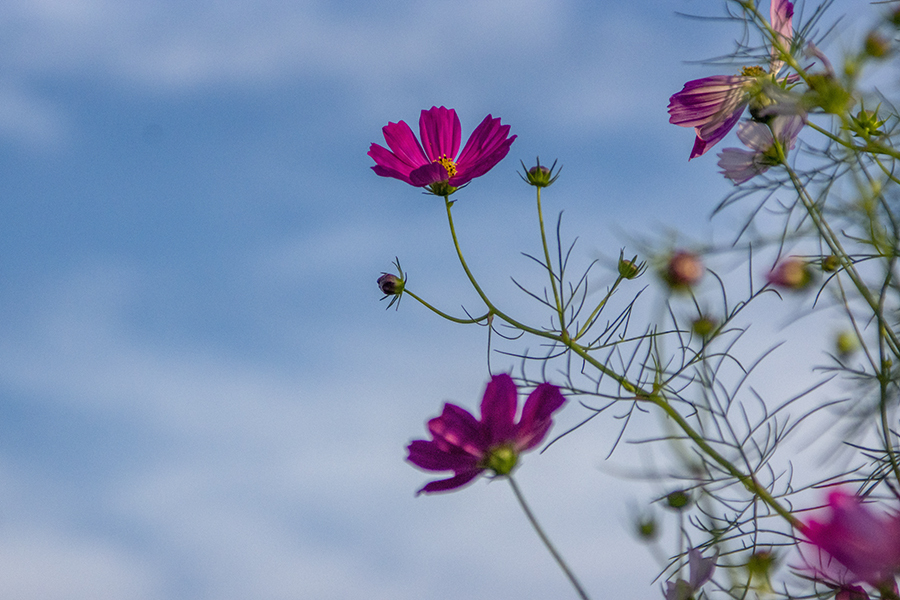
{"left": 434, "top": 155, "right": 458, "bottom": 179}
{"left": 741, "top": 65, "right": 767, "bottom": 77}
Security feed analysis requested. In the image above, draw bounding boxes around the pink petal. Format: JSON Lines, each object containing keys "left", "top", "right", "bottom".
{"left": 416, "top": 469, "right": 482, "bottom": 495}
{"left": 480, "top": 374, "right": 518, "bottom": 445}
{"left": 515, "top": 383, "right": 565, "bottom": 451}
{"left": 419, "top": 106, "right": 461, "bottom": 162}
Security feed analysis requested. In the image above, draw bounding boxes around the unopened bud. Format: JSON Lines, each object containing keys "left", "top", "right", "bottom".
{"left": 865, "top": 32, "right": 891, "bottom": 58}
{"left": 692, "top": 315, "right": 717, "bottom": 339}
{"left": 520, "top": 157, "right": 561, "bottom": 188}
{"left": 766, "top": 257, "right": 814, "bottom": 291}
{"left": 822, "top": 254, "right": 841, "bottom": 272}
{"left": 618, "top": 251, "right": 645, "bottom": 280}
{"left": 666, "top": 490, "right": 691, "bottom": 510}
{"left": 836, "top": 331, "right": 859, "bottom": 357}
{"left": 377, "top": 273, "right": 403, "bottom": 295}
{"left": 637, "top": 515, "right": 658, "bottom": 540}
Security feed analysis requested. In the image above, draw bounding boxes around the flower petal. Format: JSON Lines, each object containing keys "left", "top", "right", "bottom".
{"left": 691, "top": 106, "right": 745, "bottom": 159}
{"left": 419, "top": 106, "right": 461, "bottom": 162}
{"left": 382, "top": 120, "right": 429, "bottom": 168}
{"left": 717, "top": 147, "right": 764, "bottom": 184}
{"left": 409, "top": 162, "right": 450, "bottom": 187}
{"left": 515, "top": 383, "right": 565, "bottom": 451}
{"left": 427, "top": 403, "right": 485, "bottom": 457}
{"left": 480, "top": 374, "right": 518, "bottom": 445}
{"left": 368, "top": 143, "right": 415, "bottom": 183}
{"left": 668, "top": 76, "right": 749, "bottom": 129}
{"left": 736, "top": 121, "right": 775, "bottom": 151}
{"left": 416, "top": 469, "right": 482, "bottom": 495}
{"left": 407, "top": 439, "right": 479, "bottom": 472}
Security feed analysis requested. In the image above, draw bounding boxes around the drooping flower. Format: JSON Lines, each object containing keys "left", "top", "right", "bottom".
{"left": 717, "top": 115, "right": 803, "bottom": 184}
{"left": 368, "top": 106, "right": 516, "bottom": 196}
{"left": 803, "top": 490, "right": 900, "bottom": 587}
{"left": 665, "top": 549, "right": 718, "bottom": 600}
{"left": 406, "top": 374, "right": 565, "bottom": 494}
{"left": 668, "top": 0, "right": 794, "bottom": 159}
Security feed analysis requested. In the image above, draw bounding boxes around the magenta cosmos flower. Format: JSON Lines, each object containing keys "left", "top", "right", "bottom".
{"left": 803, "top": 490, "right": 900, "bottom": 587}
{"left": 668, "top": 0, "right": 794, "bottom": 159}
{"left": 368, "top": 106, "right": 516, "bottom": 196}
{"left": 406, "top": 374, "right": 565, "bottom": 494}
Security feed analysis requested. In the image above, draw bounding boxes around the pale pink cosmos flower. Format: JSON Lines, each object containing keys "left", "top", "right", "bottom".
{"left": 668, "top": 0, "right": 794, "bottom": 159}
{"left": 717, "top": 115, "right": 804, "bottom": 184}
{"left": 803, "top": 490, "right": 900, "bottom": 588}
{"left": 665, "top": 549, "right": 718, "bottom": 600}
{"left": 406, "top": 374, "right": 565, "bottom": 494}
{"left": 368, "top": 106, "right": 515, "bottom": 196}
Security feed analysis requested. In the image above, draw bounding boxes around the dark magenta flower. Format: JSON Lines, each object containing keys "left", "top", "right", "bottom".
{"left": 668, "top": 0, "right": 794, "bottom": 159}
{"left": 368, "top": 106, "right": 516, "bottom": 196}
{"left": 406, "top": 374, "right": 565, "bottom": 494}
{"left": 803, "top": 490, "right": 900, "bottom": 587}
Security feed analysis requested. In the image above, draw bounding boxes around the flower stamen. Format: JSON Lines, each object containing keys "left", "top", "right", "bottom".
{"left": 741, "top": 65, "right": 767, "bottom": 77}
{"left": 435, "top": 155, "right": 458, "bottom": 179}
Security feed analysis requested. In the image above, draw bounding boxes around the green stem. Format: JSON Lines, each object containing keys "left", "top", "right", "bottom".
{"left": 403, "top": 288, "right": 492, "bottom": 324}
{"left": 536, "top": 187, "right": 566, "bottom": 332}
{"left": 444, "top": 195, "right": 800, "bottom": 531}
{"left": 508, "top": 476, "right": 591, "bottom": 600}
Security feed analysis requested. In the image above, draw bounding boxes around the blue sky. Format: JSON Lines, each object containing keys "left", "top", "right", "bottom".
{"left": 0, "top": 0, "right": 875, "bottom": 598}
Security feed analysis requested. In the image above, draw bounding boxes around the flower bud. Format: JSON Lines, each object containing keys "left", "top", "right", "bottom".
{"left": 692, "top": 315, "right": 717, "bottom": 339}
{"left": 636, "top": 515, "right": 658, "bottom": 541}
{"left": 822, "top": 254, "right": 841, "bottom": 272}
{"left": 836, "top": 331, "right": 859, "bottom": 357}
{"left": 852, "top": 108, "right": 887, "bottom": 138}
{"left": 666, "top": 490, "right": 691, "bottom": 510}
{"left": 520, "top": 157, "right": 560, "bottom": 188}
{"left": 618, "top": 251, "right": 646, "bottom": 280}
{"left": 377, "top": 273, "right": 403, "bottom": 296}
{"left": 663, "top": 251, "right": 704, "bottom": 290}
{"left": 865, "top": 32, "right": 891, "bottom": 58}
{"left": 746, "top": 550, "right": 777, "bottom": 593}
{"left": 766, "top": 257, "right": 814, "bottom": 291}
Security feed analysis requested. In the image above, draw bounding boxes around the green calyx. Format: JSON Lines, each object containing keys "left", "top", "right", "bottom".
{"left": 483, "top": 444, "right": 519, "bottom": 476}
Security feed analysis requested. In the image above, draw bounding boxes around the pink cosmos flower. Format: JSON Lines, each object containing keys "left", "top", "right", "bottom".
{"left": 665, "top": 549, "right": 718, "bottom": 600}
{"left": 668, "top": 0, "right": 794, "bottom": 159}
{"left": 406, "top": 374, "right": 565, "bottom": 494}
{"left": 803, "top": 490, "right": 900, "bottom": 587}
{"left": 717, "top": 115, "right": 804, "bottom": 184}
{"left": 368, "top": 106, "right": 516, "bottom": 196}
{"left": 764, "top": 255, "right": 813, "bottom": 290}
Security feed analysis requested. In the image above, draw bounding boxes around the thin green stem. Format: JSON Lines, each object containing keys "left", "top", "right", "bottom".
{"left": 783, "top": 164, "right": 900, "bottom": 358}
{"left": 536, "top": 187, "right": 566, "bottom": 332}
{"left": 507, "top": 476, "right": 591, "bottom": 600}
{"left": 444, "top": 194, "right": 801, "bottom": 530}
{"left": 403, "top": 288, "right": 492, "bottom": 324}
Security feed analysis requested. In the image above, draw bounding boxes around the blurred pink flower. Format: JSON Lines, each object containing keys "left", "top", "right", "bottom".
{"left": 668, "top": 0, "right": 794, "bottom": 159}
{"left": 764, "top": 255, "right": 813, "bottom": 290}
{"left": 718, "top": 116, "right": 804, "bottom": 184}
{"left": 803, "top": 490, "right": 900, "bottom": 587}
{"left": 368, "top": 106, "right": 515, "bottom": 195}
{"left": 407, "top": 374, "right": 565, "bottom": 494}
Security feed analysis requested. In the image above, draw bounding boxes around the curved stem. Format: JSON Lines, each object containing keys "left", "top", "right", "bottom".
{"left": 444, "top": 195, "right": 800, "bottom": 530}
{"left": 404, "top": 288, "right": 492, "bottom": 324}
{"left": 508, "top": 476, "right": 591, "bottom": 600}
